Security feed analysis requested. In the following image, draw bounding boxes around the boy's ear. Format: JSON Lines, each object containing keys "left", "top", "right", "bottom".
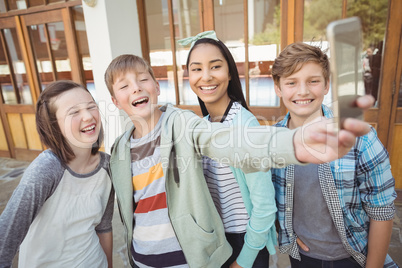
{"left": 274, "top": 83, "right": 282, "bottom": 98}
{"left": 155, "top": 80, "right": 161, "bottom": 96}
{"left": 111, "top": 96, "right": 121, "bottom": 109}
{"left": 324, "top": 79, "right": 330, "bottom": 95}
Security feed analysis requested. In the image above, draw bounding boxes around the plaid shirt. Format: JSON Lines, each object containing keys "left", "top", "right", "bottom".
{"left": 272, "top": 105, "right": 398, "bottom": 267}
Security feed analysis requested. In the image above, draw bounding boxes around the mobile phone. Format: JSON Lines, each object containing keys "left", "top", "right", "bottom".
{"left": 327, "top": 17, "right": 365, "bottom": 131}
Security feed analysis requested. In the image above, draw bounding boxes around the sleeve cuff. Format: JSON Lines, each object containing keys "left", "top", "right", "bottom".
{"left": 363, "top": 203, "right": 395, "bottom": 221}
{"left": 236, "top": 242, "right": 260, "bottom": 268}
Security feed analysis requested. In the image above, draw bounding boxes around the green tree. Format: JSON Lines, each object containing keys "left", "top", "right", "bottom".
{"left": 347, "top": 0, "right": 388, "bottom": 49}
{"left": 250, "top": 5, "right": 281, "bottom": 45}
{"left": 304, "top": 0, "right": 343, "bottom": 41}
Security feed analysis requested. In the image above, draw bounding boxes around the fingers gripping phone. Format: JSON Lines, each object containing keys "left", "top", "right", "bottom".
{"left": 327, "top": 17, "right": 365, "bottom": 131}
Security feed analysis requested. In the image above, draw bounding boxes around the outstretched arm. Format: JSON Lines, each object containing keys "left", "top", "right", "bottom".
{"left": 175, "top": 95, "right": 373, "bottom": 171}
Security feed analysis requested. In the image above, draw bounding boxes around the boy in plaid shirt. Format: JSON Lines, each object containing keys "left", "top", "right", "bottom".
{"left": 271, "top": 42, "right": 398, "bottom": 268}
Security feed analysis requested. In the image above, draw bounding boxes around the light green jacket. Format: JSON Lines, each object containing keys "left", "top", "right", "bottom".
{"left": 110, "top": 104, "right": 301, "bottom": 268}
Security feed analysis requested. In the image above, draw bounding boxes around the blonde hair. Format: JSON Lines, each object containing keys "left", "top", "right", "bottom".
{"left": 272, "top": 42, "right": 330, "bottom": 86}
{"left": 104, "top": 54, "right": 157, "bottom": 96}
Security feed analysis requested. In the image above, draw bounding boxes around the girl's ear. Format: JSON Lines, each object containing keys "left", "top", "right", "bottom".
{"left": 274, "top": 83, "right": 282, "bottom": 98}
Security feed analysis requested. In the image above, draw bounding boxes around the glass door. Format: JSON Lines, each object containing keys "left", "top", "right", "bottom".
{"left": 384, "top": 0, "right": 402, "bottom": 190}
{"left": 21, "top": 9, "right": 75, "bottom": 91}
{"left": 139, "top": 0, "right": 286, "bottom": 123}
{"left": 300, "top": 0, "right": 401, "bottom": 189}
{"left": 0, "top": 5, "right": 91, "bottom": 160}
{"left": 213, "top": 0, "right": 283, "bottom": 123}
{"left": 0, "top": 16, "right": 40, "bottom": 159}
{"left": 140, "top": 0, "right": 201, "bottom": 106}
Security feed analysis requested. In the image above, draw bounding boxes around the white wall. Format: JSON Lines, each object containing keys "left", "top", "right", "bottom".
{"left": 82, "top": 0, "right": 142, "bottom": 152}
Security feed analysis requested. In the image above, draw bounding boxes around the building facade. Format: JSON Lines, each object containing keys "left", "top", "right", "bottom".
{"left": 0, "top": 0, "right": 401, "bottom": 190}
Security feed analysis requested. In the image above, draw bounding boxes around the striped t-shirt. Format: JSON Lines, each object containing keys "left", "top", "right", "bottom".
{"left": 203, "top": 101, "right": 249, "bottom": 233}
{"left": 130, "top": 113, "right": 188, "bottom": 268}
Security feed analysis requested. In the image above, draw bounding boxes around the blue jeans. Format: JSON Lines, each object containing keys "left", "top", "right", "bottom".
{"left": 289, "top": 253, "right": 361, "bottom": 268}
{"left": 222, "top": 232, "right": 269, "bottom": 268}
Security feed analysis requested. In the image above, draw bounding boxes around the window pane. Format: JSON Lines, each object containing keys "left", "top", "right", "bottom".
{"left": 0, "top": 32, "right": 16, "bottom": 104}
{"left": 248, "top": 0, "right": 280, "bottom": 107}
{"left": 347, "top": 0, "right": 388, "bottom": 104}
{"left": 173, "top": 0, "right": 200, "bottom": 105}
{"left": 214, "top": 0, "right": 246, "bottom": 100}
{"left": 146, "top": 0, "right": 176, "bottom": 105}
{"left": 0, "top": 0, "right": 6, "bottom": 13}
{"left": 303, "top": 0, "right": 342, "bottom": 42}
{"left": 29, "top": 22, "right": 71, "bottom": 91}
{"left": 28, "top": 24, "right": 53, "bottom": 90}
{"left": 3, "top": 28, "right": 32, "bottom": 104}
{"left": 72, "top": 5, "right": 95, "bottom": 98}
{"left": 49, "top": 22, "right": 71, "bottom": 81}
{"left": 303, "top": 0, "right": 342, "bottom": 107}
{"left": 6, "top": 0, "right": 27, "bottom": 10}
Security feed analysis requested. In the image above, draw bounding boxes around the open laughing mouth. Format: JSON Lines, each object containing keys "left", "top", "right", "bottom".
{"left": 81, "top": 124, "right": 96, "bottom": 133}
{"left": 132, "top": 97, "right": 149, "bottom": 107}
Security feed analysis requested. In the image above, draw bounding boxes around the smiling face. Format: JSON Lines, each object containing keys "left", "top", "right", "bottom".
{"left": 54, "top": 87, "right": 101, "bottom": 151}
{"left": 274, "top": 61, "right": 329, "bottom": 128}
{"left": 111, "top": 69, "right": 160, "bottom": 124}
{"left": 188, "top": 43, "right": 231, "bottom": 111}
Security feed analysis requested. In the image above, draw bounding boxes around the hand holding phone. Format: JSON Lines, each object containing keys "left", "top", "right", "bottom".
{"left": 327, "top": 17, "right": 365, "bottom": 131}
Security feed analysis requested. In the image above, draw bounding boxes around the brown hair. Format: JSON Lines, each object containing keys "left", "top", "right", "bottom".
{"left": 272, "top": 42, "right": 330, "bottom": 87}
{"left": 104, "top": 54, "right": 157, "bottom": 97}
{"left": 36, "top": 80, "right": 104, "bottom": 164}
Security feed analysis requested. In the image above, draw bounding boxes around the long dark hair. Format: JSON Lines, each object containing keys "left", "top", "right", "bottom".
{"left": 186, "top": 38, "right": 249, "bottom": 116}
{"left": 36, "top": 80, "right": 104, "bottom": 164}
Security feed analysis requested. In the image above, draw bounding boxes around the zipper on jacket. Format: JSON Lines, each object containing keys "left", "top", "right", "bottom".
{"left": 165, "top": 148, "right": 187, "bottom": 263}
{"left": 116, "top": 194, "right": 135, "bottom": 267}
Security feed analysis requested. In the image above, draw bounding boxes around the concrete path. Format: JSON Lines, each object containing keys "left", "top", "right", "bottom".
{"left": 0, "top": 157, "right": 401, "bottom": 267}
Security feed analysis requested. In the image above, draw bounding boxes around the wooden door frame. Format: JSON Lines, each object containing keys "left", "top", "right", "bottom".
{"left": 385, "top": 0, "right": 402, "bottom": 193}
{"left": 136, "top": 0, "right": 289, "bottom": 121}
{"left": 0, "top": 5, "right": 86, "bottom": 160}
{"left": 0, "top": 16, "right": 32, "bottom": 159}
{"left": 200, "top": 0, "right": 214, "bottom": 31}
{"left": 20, "top": 7, "right": 85, "bottom": 93}
{"left": 375, "top": 0, "right": 402, "bottom": 145}
{"left": 200, "top": 0, "right": 289, "bottom": 122}
{"left": 0, "top": 15, "right": 40, "bottom": 160}
{"left": 283, "top": 0, "right": 400, "bottom": 140}
{"left": 387, "top": 32, "right": 402, "bottom": 150}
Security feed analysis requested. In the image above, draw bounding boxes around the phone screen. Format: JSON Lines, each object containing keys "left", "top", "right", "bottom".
{"left": 327, "top": 17, "right": 364, "bottom": 130}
